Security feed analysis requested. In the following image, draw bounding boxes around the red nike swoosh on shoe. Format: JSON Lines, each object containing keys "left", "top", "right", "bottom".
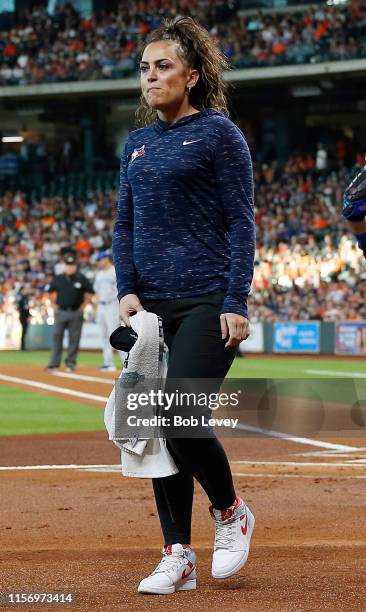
{"left": 181, "top": 564, "right": 195, "bottom": 580}
{"left": 241, "top": 513, "right": 248, "bottom": 535}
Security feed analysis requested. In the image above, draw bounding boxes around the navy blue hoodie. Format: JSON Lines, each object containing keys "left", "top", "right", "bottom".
{"left": 112, "top": 107, "right": 255, "bottom": 318}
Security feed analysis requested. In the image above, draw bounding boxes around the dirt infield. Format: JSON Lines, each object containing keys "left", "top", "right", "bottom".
{"left": 1, "top": 366, "right": 366, "bottom": 611}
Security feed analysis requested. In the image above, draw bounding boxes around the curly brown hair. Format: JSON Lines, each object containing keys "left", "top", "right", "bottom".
{"left": 135, "top": 16, "right": 231, "bottom": 127}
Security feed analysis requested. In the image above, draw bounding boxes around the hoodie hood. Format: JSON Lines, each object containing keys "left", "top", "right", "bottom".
{"left": 153, "top": 107, "right": 224, "bottom": 134}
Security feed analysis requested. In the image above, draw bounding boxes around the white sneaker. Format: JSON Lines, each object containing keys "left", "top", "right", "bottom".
{"left": 209, "top": 496, "right": 255, "bottom": 579}
{"left": 138, "top": 543, "right": 197, "bottom": 594}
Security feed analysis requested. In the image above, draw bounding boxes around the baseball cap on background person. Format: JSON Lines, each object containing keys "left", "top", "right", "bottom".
{"left": 65, "top": 254, "right": 77, "bottom": 265}
{"left": 96, "top": 250, "right": 112, "bottom": 262}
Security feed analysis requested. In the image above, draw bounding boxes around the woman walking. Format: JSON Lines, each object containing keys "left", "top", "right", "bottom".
{"left": 113, "top": 16, "right": 256, "bottom": 595}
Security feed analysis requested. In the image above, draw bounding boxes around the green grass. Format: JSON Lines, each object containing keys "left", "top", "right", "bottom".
{"left": 0, "top": 384, "right": 105, "bottom": 436}
{"left": 229, "top": 356, "right": 366, "bottom": 378}
{"left": 0, "top": 351, "right": 365, "bottom": 377}
{"left": 228, "top": 357, "right": 366, "bottom": 405}
{"left": 0, "top": 351, "right": 365, "bottom": 437}
{"left": 0, "top": 350, "right": 114, "bottom": 368}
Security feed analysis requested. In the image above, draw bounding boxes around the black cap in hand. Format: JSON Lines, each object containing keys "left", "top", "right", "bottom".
{"left": 110, "top": 326, "right": 138, "bottom": 352}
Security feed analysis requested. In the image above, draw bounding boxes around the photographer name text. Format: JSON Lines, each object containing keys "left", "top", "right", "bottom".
{"left": 126, "top": 415, "right": 239, "bottom": 428}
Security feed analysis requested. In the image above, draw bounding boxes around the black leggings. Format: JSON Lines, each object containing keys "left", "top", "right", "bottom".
{"left": 142, "top": 290, "right": 237, "bottom": 545}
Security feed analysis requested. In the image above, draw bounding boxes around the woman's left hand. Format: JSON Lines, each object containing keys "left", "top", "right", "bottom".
{"left": 220, "top": 313, "right": 250, "bottom": 349}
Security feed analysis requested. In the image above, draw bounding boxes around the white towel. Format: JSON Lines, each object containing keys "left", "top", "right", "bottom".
{"left": 104, "top": 310, "right": 178, "bottom": 478}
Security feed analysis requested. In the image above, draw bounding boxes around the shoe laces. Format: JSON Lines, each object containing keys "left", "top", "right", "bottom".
{"left": 152, "top": 551, "right": 186, "bottom": 576}
{"left": 214, "top": 517, "right": 237, "bottom": 549}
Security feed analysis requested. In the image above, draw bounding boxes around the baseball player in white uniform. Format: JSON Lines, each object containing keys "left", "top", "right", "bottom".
{"left": 93, "top": 251, "right": 123, "bottom": 371}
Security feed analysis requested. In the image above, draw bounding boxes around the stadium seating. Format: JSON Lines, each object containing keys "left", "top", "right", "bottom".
{"left": 1, "top": 1, "right": 366, "bottom": 86}
{"left": 1, "top": 158, "right": 365, "bottom": 324}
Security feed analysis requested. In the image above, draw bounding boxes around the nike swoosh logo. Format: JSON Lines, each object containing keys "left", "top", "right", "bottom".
{"left": 183, "top": 140, "right": 201, "bottom": 145}
{"left": 241, "top": 513, "right": 248, "bottom": 535}
{"left": 181, "top": 564, "right": 195, "bottom": 580}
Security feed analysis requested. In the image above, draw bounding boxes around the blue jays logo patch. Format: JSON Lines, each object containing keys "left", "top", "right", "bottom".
{"left": 130, "top": 145, "right": 145, "bottom": 163}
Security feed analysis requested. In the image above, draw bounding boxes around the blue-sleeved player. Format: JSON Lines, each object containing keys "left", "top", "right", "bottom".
{"left": 342, "top": 164, "right": 366, "bottom": 256}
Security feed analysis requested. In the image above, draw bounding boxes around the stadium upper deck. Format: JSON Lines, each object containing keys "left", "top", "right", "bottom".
{"left": 0, "top": 0, "right": 365, "bottom": 92}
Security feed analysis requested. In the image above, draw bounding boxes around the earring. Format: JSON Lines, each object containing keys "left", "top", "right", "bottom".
{"left": 186, "top": 86, "right": 191, "bottom": 95}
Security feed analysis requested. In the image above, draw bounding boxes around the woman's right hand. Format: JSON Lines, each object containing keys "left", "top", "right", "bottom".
{"left": 119, "top": 293, "right": 144, "bottom": 327}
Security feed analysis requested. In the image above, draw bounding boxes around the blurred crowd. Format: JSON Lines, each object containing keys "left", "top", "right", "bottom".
{"left": 0, "top": 190, "right": 115, "bottom": 331}
{"left": 251, "top": 156, "right": 366, "bottom": 321}
{"left": 1, "top": 1, "right": 366, "bottom": 86}
{"left": 1, "top": 156, "right": 365, "bottom": 327}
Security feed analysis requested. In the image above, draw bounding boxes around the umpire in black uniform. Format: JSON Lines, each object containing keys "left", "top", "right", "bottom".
{"left": 17, "top": 286, "right": 31, "bottom": 351}
{"left": 46, "top": 253, "right": 94, "bottom": 372}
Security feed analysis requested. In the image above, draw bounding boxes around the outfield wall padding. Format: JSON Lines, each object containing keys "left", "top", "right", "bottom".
{"left": 16, "top": 321, "right": 366, "bottom": 354}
